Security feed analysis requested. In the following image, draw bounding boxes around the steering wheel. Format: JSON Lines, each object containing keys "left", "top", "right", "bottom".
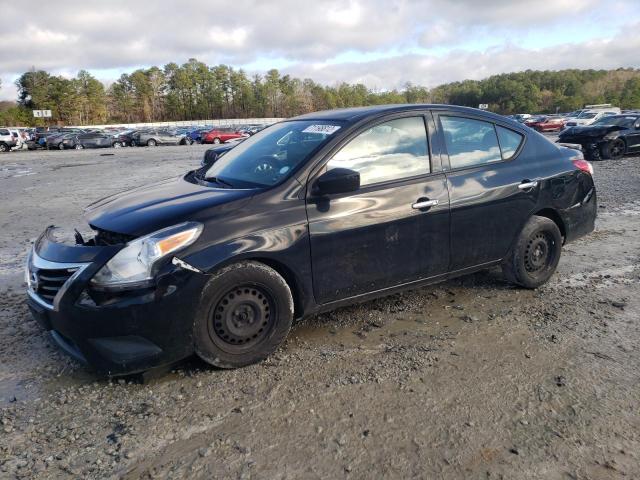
{"left": 252, "top": 155, "right": 280, "bottom": 177}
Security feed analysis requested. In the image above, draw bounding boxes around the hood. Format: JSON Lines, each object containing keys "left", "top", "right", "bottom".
{"left": 84, "top": 175, "right": 253, "bottom": 237}
{"left": 559, "top": 124, "right": 624, "bottom": 141}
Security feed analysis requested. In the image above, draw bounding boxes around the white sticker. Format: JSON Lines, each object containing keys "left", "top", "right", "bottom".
{"left": 302, "top": 124, "right": 341, "bottom": 135}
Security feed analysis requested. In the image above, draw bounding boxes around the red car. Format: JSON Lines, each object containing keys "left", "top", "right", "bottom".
{"left": 524, "top": 116, "right": 565, "bottom": 132}
{"left": 202, "top": 128, "right": 246, "bottom": 144}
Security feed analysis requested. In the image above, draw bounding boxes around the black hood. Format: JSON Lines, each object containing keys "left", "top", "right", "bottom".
{"left": 559, "top": 124, "right": 625, "bottom": 141}
{"left": 85, "top": 175, "right": 253, "bottom": 237}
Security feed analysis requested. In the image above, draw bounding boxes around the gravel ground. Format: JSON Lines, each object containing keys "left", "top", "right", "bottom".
{"left": 0, "top": 143, "right": 639, "bottom": 479}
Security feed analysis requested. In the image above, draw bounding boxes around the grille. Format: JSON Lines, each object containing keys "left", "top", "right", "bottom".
{"left": 32, "top": 267, "right": 78, "bottom": 305}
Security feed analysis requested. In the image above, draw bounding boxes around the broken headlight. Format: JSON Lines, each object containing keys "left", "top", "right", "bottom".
{"left": 90, "top": 222, "right": 203, "bottom": 289}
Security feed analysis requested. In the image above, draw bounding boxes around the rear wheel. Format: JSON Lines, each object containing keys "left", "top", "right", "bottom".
{"left": 113, "top": 141, "right": 123, "bottom": 148}
{"left": 600, "top": 138, "right": 625, "bottom": 160}
{"left": 502, "top": 216, "right": 562, "bottom": 289}
{"left": 0, "top": 143, "right": 8, "bottom": 152}
{"left": 147, "top": 139, "right": 157, "bottom": 147}
{"left": 57, "top": 142, "right": 65, "bottom": 150}
{"left": 75, "top": 144, "right": 84, "bottom": 150}
{"left": 194, "top": 261, "right": 294, "bottom": 368}
{"left": 212, "top": 137, "right": 221, "bottom": 144}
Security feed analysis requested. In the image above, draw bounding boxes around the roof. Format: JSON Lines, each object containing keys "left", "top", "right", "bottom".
{"left": 289, "top": 104, "right": 508, "bottom": 124}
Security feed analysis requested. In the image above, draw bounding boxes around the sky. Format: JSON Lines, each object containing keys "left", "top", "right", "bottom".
{"left": 1, "top": 0, "right": 639, "bottom": 101}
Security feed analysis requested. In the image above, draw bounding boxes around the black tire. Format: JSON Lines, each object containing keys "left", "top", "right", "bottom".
{"left": 147, "top": 139, "right": 157, "bottom": 147}
{"left": 113, "top": 141, "right": 122, "bottom": 148}
{"left": 75, "top": 144, "right": 84, "bottom": 150}
{"left": 212, "top": 137, "right": 221, "bottom": 144}
{"left": 194, "top": 261, "right": 294, "bottom": 369}
{"left": 0, "top": 143, "right": 8, "bottom": 152}
{"left": 502, "top": 216, "right": 562, "bottom": 289}
{"left": 600, "top": 138, "right": 625, "bottom": 160}
{"left": 57, "top": 142, "right": 65, "bottom": 150}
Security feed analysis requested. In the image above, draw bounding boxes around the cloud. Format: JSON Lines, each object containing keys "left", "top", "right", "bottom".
{"left": 0, "top": 0, "right": 638, "bottom": 101}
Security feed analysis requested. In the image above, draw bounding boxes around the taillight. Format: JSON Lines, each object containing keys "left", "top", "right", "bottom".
{"left": 572, "top": 159, "right": 593, "bottom": 175}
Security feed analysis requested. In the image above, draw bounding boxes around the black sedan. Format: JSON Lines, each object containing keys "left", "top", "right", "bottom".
{"left": 558, "top": 114, "right": 640, "bottom": 160}
{"left": 26, "top": 104, "right": 596, "bottom": 376}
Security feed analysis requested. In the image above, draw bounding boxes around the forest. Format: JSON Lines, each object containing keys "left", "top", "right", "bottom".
{"left": 1, "top": 59, "right": 639, "bottom": 126}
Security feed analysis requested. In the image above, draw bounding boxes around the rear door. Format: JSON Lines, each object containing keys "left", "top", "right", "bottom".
{"left": 433, "top": 111, "right": 537, "bottom": 270}
{"left": 307, "top": 114, "right": 450, "bottom": 304}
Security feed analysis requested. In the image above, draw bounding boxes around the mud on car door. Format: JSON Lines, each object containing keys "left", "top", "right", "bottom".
{"left": 306, "top": 114, "right": 450, "bottom": 304}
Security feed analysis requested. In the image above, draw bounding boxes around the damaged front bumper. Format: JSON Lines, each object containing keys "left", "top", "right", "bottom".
{"left": 25, "top": 226, "right": 208, "bottom": 376}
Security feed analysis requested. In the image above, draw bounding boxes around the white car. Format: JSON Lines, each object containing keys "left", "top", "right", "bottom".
{"left": 0, "top": 127, "right": 18, "bottom": 152}
{"left": 564, "top": 110, "right": 619, "bottom": 128}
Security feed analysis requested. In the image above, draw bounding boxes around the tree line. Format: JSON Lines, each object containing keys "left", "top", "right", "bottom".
{"left": 1, "top": 60, "right": 639, "bottom": 126}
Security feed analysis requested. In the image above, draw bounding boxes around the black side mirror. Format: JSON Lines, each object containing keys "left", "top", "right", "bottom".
{"left": 313, "top": 168, "right": 360, "bottom": 196}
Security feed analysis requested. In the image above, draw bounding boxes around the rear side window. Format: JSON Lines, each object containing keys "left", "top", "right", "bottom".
{"left": 441, "top": 116, "right": 501, "bottom": 168}
{"left": 496, "top": 126, "right": 524, "bottom": 160}
{"left": 328, "top": 116, "right": 429, "bottom": 186}
{"left": 0, "top": 129, "right": 9, "bottom": 135}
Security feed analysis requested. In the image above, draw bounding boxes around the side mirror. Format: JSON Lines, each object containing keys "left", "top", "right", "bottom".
{"left": 313, "top": 168, "right": 360, "bottom": 196}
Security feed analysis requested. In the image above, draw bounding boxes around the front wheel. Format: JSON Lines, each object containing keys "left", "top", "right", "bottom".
{"left": 502, "top": 216, "right": 562, "bottom": 289}
{"left": 0, "top": 143, "right": 8, "bottom": 152}
{"left": 600, "top": 138, "right": 625, "bottom": 160}
{"left": 113, "top": 141, "right": 122, "bottom": 148}
{"left": 57, "top": 142, "right": 65, "bottom": 150}
{"left": 194, "top": 261, "right": 294, "bottom": 369}
{"left": 147, "top": 139, "right": 157, "bottom": 147}
{"left": 75, "top": 144, "right": 84, "bottom": 150}
{"left": 212, "top": 137, "right": 221, "bottom": 144}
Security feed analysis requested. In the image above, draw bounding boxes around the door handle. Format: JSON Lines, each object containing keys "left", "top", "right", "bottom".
{"left": 412, "top": 199, "right": 439, "bottom": 210}
{"left": 518, "top": 180, "right": 539, "bottom": 190}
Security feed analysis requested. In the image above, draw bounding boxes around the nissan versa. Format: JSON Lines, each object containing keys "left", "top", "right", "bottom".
{"left": 25, "top": 105, "right": 597, "bottom": 376}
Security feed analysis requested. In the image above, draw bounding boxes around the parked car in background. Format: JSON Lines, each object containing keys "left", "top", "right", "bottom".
{"left": 26, "top": 104, "right": 597, "bottom": 375}
{"left": 201, "top": 127, "right": 246, "bottom": 144}
{"left": 524, "top": 116, "right": 565, "bottom": 132}
{"left": 0, "top": 127, "right": 17, "bottom": 152}
{"left": 564, "top": 110, "right": 619, "bottom": 127}
{"left": 131, "top": 129, "right": 192, "bottom": 146}
{"left": 558, "top": 113, "right": 640, "bottom": 160}
{"left": 64, "top": 131, "right": 123, "bottom": 149}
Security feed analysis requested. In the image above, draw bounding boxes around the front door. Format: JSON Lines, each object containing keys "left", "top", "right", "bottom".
{"left": 307, "top": 114, "right": 450, "bottom": 304}
{"left": 434, "top": 112, "right": 539, "bottom": 270}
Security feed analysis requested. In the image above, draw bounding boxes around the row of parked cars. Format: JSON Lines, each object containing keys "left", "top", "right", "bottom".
{"left": 0, "top": 123, "right": 271, "bottom": 153}
{"left": 506, "top": 105, "right": 640, "bottom": 160}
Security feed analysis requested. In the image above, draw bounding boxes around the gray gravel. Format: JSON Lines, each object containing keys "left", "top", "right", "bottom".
{"left": 0, "top": 145, "right": 639, "bottom": 479}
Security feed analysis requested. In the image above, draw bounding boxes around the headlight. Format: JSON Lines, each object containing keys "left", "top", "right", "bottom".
{"left": 91, "top": 222, "right": 203, "bottom": 289}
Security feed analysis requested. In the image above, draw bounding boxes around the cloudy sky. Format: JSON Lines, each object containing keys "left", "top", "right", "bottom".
{"left": 1, "top": 0, "right": 639, "bottom": 101}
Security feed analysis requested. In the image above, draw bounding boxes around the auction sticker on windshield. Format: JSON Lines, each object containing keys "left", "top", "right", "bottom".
{"left": 302, "top": 124, "right": 341, "bottom": 135}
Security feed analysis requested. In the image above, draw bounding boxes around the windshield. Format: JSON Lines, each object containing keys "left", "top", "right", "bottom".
{"left": 592, "top": 116, "right": 637, "bottom": 127}
{"left": 205, "top": 120, "right": 343, "bottom": 188}
{"left": 577, "top": 112, "right": 597, "bottom": 119}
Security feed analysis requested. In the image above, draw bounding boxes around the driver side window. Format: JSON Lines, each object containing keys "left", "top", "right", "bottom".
{"left": 327, "top": 116, "right": 430, "bottom": 186}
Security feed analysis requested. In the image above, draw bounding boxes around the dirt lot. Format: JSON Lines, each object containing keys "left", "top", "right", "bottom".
{"left": 0, "top": 144, "right": 639, "bottom": 479}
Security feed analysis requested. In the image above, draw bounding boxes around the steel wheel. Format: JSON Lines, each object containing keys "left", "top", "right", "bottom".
{"left": 209, "top": 285, "right": 276, "bottom": 353}
{"left": 524, "top": 232, "right": 553, "bottom": 273}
